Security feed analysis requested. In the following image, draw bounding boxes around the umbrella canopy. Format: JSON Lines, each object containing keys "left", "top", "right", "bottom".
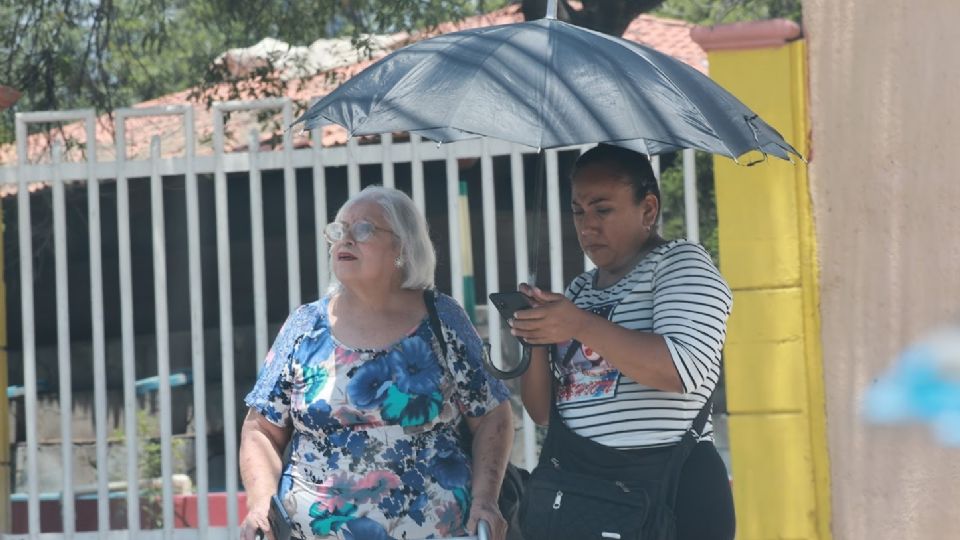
{"left": 296, "top": 16, "right": 801, "bottom": 161}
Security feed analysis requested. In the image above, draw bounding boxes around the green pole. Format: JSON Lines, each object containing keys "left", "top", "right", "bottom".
{"left": 458, "top": 181, "right": 476, "bottom": 322}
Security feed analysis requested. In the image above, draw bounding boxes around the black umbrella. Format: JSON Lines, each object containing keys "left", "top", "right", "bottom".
{"left": 297, "top": 3, "right": 802, "bottom": 377}
{"left": 296, "top": 4, "right": 801, "bottom": 162}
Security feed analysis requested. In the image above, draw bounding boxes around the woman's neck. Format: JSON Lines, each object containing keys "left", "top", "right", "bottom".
{"left": 335, "top": 285, "right": 411, "bottom": 315}
{"left": 595, "top": 236, "right": 664, "bottom": 288}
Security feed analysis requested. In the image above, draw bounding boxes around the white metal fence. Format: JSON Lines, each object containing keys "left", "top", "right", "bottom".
{"left": 1, "top": 98, "right": 701, "bottom": 539}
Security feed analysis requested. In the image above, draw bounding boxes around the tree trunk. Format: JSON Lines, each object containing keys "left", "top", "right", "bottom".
{"left": 520, "top": 0, "right": 666, "bottom": 37}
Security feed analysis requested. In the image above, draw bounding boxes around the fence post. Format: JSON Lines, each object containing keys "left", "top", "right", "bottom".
{"left": 0, "top": 198, "right": 7, "bottom": 533}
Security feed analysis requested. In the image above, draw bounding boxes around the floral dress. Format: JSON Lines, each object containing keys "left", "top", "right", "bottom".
{"left": 245, "top": 293, "right": 510, "bottom": 540}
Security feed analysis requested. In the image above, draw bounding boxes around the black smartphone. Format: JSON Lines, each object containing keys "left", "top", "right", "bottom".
{"left": 489, "top": 291, "right": 532, "bottom": 321}
{"left": 267, "top": 494, "right": 293, "bottom": 540}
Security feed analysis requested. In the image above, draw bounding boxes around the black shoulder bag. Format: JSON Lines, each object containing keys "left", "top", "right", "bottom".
{"left": 518, "top": 343, "right": 713, "bottom": 540}
{"left": 423, "top": 289, "right": 529, "bottom": 539}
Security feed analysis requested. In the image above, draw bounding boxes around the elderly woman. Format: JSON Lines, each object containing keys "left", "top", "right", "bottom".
{"left": 239, "top": 186, "right": 514, "bottom": 540}
{"left": 512, "top": 144, "right": 735, "bottom": 540}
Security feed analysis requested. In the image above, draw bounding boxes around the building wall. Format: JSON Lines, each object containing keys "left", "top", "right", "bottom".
{"left": 804, "top": 1, "right": 960, "bottom": 538}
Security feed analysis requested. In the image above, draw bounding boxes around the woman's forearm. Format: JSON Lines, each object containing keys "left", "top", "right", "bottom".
{"left": 520, "top": 347, "right": 552, "bottom": 425}
{"left": 467, "top": 401, "right": 514, "bottom": 504}
{"left": 239, "top": 411, "right": 289, "bottom": 509}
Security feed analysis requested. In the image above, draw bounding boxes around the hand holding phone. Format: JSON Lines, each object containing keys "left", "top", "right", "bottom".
{"left": 489, "top": 291, "right": 533, "bottom": 322}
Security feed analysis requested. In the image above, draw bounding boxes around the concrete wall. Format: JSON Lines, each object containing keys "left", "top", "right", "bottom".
{"left": 804, "top": 1, "right": 960, "bottom": 538}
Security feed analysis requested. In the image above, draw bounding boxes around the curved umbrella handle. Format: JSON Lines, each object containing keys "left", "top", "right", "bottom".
{"left": 481, "top": 342, "right": 532, "bottom": 380}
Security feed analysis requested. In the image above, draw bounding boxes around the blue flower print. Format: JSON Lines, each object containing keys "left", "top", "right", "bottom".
{"left": 409, "top": 492, "right": 428, "bottom": 526}
{"left": 346, "top": 431, "right": 368, "bottom": 460}
{"left": 400, "top": 469, "right": 425, "bottom": 492}
{"left": 341, "top": 517, "right": 397, "bottom": 540}
{"left": 378, "top": 488, "right": 405, "bottom": 518}
{"left": 299, "top": 399, "right": 335, "bottom": 432}
{"left": 347, "top": 357, "right": 394, "bottom": 409}
{"left": 261, "top": 404, "right": 283, "bottom": 424}
{"left": 429, "top": 436, "right": 470, "bottom": 490}
{"left": 296, "top": 326, "right": 335, "bottom": 363}
{"left": 380, "top": 386, "right": 443, "bottom": 427}
{"left": 382, "top": 438, "right": 415, "bottom": 470}
{"left": 388, "top": 337, "right": 442, "bottom": 395}
{"left": 329, "top": 430, "right": 349, "bottom": 447}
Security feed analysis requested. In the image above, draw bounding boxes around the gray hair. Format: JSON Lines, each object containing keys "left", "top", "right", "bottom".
{"left": 333, "top": 185, "right": 436, "bottom": 290}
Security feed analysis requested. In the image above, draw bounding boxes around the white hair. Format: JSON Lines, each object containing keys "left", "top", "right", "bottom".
{"left": 331, "top": 185, "right": 436, "bottom": 291}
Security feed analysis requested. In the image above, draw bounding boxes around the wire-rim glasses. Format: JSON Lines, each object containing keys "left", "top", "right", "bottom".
{"left": 323, "top": 220, "right": 394, "bottom": 244}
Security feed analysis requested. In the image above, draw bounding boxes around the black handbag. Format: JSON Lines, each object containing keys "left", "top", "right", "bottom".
{"left": 519, "top": 350, "right": 712, "bottom": 540}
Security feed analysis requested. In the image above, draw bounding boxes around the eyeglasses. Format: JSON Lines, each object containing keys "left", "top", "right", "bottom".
{"left": 323, "top": 220, "right": 394, "bottom": 244}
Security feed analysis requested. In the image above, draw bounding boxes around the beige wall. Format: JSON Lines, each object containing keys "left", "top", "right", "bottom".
{"left": 804, "top": 1, "right": 960, "bottom": 538}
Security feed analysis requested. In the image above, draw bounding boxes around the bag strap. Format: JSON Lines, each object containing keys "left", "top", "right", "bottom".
{"left": 423, "top": 288, "right": 447, "bottom": 356}
{"left": 423, "top": 288, "right": 474, "bottom": 445}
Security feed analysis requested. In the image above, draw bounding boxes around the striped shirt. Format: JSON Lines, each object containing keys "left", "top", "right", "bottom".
{"left": 556, "top": 239, "right": 733, "bottom": 449}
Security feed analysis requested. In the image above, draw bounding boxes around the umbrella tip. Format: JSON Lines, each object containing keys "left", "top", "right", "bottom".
{"left": 546, "top": 0, "right": 558, "bottom": 19}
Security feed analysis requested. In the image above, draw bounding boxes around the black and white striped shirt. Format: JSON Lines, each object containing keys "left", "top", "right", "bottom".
{"left": 556, "top": 239, "right": 733, "bottom": 449}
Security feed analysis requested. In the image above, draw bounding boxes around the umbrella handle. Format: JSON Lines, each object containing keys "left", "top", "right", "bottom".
{"left": 481, "top": 342, "right": 532, "bottom": 380}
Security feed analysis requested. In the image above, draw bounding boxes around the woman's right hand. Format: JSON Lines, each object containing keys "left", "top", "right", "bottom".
{"left": 240, "top": 502, "right": 272, "bottom": 540}
{"left": 517, "top": 282, "right": 543, "bottom": 306}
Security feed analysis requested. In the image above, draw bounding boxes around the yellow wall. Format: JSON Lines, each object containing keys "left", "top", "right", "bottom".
{"left": 710, "top": 40, "right": 832, "bottom": 540}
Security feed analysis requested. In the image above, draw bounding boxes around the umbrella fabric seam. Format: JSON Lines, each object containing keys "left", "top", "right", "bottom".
{"left": 361, "top": 24, "right": 527, "bottom": 139}
{"left": 586, "top": 26, "right": 739, "bottom": 160}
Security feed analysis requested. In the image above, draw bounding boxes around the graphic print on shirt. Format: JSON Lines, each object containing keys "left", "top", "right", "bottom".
{"left": 556, "top": 301, "right": 621, "bottom": 404}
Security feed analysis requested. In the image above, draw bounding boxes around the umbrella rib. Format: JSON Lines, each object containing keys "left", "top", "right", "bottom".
{"left": 362, "top": 25, "right": 527, "bottom": 138}
{"left": 591, "top": 30, "right": 739, "bottom": 159}
{"left": 537, "top": 23, "right": 555, "bottom": 150}
{"left": 436, "top": 25, "right": 533, "bottom": 141}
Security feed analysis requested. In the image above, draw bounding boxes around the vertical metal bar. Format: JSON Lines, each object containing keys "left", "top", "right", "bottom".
{"left": 545, "top": 149, "right": 563, "bottom": 293}
{"left": 115, "top": 115, "right": 141, "bottom": 536}
{"left": 51, "top": 142, "right": 75, "bottom": 538}
{"left": 509, "top": 147, "right": 536, "bottom": 470}
{"left": 149, "top": 136, "right": 175, "bottom": 537}
{"left": 213, "top": 107, "right": 240, "bottom": 538}
{"left": 480, "top": 140, "right": 501, "bottom": 368}
{"left": 347, "top": 137, "right": 361, "bottom": 196}
{"left": 510, "top": 149, "right": 530, "bottom": 287}
{"left": 410, "top": 134, "right": 426, "bottom": 214}
{"left": 445, "top": 144, "right": 463, "bottom": 303}
{"left": 682, "top": 149, "right": 700, "bottom": 243}
{"left": 651, "top": 155, "right": 662, "bottom": 230}
{"left": 577, "top": 146, "right": 595, "bottom": 272}
{"left": 249, "top": 129, "right": 269, "bottom": 368}
{"left": 313, "top": 129, "right": 329, "bottom": 294}
{"left": 282, "top": 103, "right": 301, "bottom": 310}
{"left": 84, "top": 110, "right": 109, "bottom": 539}
{"left": 183, "top": 107, "right": 210, "bottom": 538}
{"left": 381, "top": 133, "right": 395, "bottom": 188}
{"left": 15, "top": 114, "right": 40, "bottom": 539}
